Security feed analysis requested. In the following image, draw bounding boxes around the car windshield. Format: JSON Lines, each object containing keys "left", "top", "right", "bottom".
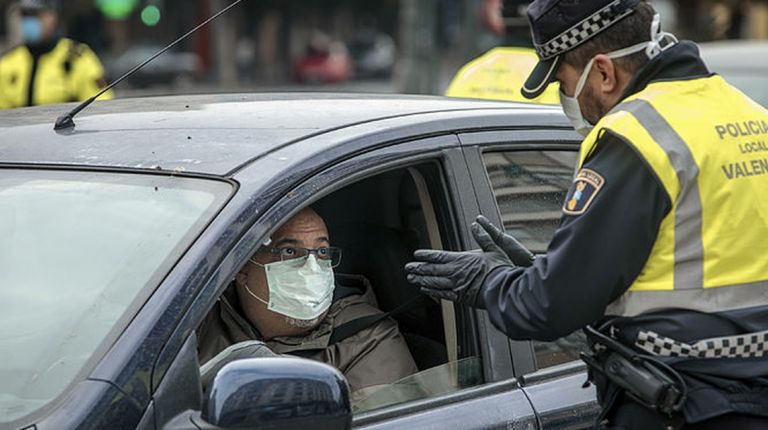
{"left": 0, "top": 169, "right": 231, "bottom": 424}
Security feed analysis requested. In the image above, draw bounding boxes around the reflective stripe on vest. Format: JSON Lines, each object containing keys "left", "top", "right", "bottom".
{"left": 607, "top": 279, "right": 768, "bottom": 316}
{"left": 618, "top": 99, "right": 705, "bottom": 291}
{"left": 581, "top": 76, "right": 768, "bottom": 317}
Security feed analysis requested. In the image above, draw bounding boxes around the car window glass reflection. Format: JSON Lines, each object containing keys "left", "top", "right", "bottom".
{"left": 482, "top": 151, "right": 587, "bottom": 368}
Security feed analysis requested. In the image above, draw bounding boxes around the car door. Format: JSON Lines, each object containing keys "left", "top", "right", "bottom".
{"left": 458, "top": 128, "right": 601, "bottom": 429}
{"left": 149, "top": 131, "right": 539, "bottom": 429}
{"left": 329, "top": 137, "right": 535, "bottom": 429}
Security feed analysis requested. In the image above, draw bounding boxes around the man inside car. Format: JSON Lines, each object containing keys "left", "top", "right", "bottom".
{"left": 198, "top": 207, "right": 417, "bottom": 397}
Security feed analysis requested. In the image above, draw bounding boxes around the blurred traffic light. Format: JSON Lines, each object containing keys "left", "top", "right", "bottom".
{"left": 141, "top": 5, "right": 161, "bottom": 26}
{"left": 95, "top": 0, "right": 139, "bottom": 20}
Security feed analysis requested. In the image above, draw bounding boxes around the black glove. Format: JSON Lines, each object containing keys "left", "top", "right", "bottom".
{"left": 475, "top": 215, "right": 535, "bottom": 267}
{"left": 405, "top": 220, "right": 514, "bottom": 308}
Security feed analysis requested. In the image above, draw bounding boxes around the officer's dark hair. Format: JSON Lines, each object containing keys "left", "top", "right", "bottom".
{"left": 562, "top": 1, "right": 656, "bottom": 74}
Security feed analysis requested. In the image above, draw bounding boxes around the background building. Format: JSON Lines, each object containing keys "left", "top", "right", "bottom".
{"left": 1, "top": 0, "right": 766, "bottom": 97}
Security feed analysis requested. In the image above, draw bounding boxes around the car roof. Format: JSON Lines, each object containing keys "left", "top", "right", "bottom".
{"left": 0, "top": 93, "right": 561, "bottom": 176}
{"left": 698, "top": 40, "right": 768, "bottom": 71}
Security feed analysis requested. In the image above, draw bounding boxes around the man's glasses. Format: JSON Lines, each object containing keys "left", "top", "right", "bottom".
{"left": 258, "top": 246, "right": 342, "bottom": 268}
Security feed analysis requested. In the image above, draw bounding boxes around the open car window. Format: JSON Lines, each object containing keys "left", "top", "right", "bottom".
{"left": 197, "top": 159, "right": 497, "bottom": 416}
{"left": 315, "top": 163, "right": 484, "bottom": 413}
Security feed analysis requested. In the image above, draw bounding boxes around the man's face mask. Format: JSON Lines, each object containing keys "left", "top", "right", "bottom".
{"left": 21, "top": 16, "right": 43, "bottom": 45}
{"left": 245, "top": 254, "right": 335, "bottom": 321}
{"left": 559, "top": 14, "right": 678, "bottom": 136}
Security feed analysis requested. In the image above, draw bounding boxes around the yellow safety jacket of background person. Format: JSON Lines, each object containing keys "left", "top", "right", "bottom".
{"left": 445, "top": 47, "right": 559, "bottom": 104}
{"left": 0, "top": 38, "right": 113, "bottom": 110}
{"left": 578, "top": 75, "right": 768, "bottom": 317}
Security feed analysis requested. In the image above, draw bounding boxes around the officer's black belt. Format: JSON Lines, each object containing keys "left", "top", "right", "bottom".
{"left": 581, "top": 325, "right": 687, "bottom": 421}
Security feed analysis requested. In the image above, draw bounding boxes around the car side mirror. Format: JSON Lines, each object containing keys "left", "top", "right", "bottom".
{"left": 202, "top": 357, "right": 351, "bottom": 430}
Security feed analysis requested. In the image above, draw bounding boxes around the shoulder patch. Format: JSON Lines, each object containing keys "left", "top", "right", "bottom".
{"left": 562, "top": 168, "right": 605, "bottom": 216}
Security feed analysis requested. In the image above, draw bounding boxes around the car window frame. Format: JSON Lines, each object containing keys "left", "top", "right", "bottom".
{"left": 150, "top": 133, "right": 539, "bottom": 429}
{"left": 458, "top": 129, "right": 600, "bottom": 428}
{"left": 457, "top": 129, "right": 582, "bottom": 376}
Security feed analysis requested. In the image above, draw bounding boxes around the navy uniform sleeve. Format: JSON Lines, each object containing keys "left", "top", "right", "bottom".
{"left": 482, "top": 131, "right": 672, "bottom": 341}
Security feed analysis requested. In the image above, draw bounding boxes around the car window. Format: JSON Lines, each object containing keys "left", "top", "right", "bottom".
{"left": 197, "top": 161, "right": 491, "bottom": 415}
{"left": 318, "top": 164, "right": 488, "bottom": 412}
{"left": 351, "top": 356, "right": 482, "bottom": 413}
{"left": 0, "top": 169, "right": 231, "bottom": 425}
{"left": 482, "top": 150, "right": 586, "bottom": 368}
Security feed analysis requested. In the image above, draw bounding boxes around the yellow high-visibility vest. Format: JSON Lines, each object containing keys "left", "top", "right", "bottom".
{"left": 578, "top": 75, "right": 768, "bottom": 317}
{"left": 445, "top": 47, "right": 560, "bottom": 104}
{"left": 0, "top": 38, "right": 113, "bottom": 110}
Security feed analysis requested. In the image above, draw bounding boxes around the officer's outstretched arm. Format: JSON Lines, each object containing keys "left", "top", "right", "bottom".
{"left": 405, "top": 222, "right": 515, "bottom": 308}
{"left": 480, "top": 132, "right": 672, "bottom": 342}
{"left": 475, "top": 215, "right": 535, "bottom": 266}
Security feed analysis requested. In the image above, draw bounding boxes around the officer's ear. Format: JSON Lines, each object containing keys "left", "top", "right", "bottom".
{"left": 592, "top": 54, "right": 620, "bottom": 95}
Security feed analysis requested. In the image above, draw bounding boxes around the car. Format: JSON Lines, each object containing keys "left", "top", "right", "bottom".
{"left": 294, "top": 35, "right": 354, "bottom": 84}
{"left": 0, "top": 93, "right": 598, "bottom": 430}
{"left": 106, "top": 45, "right": 202, "bottom": 89}
{"left": 348, "top": 31, "right": 396, "bottom": 79}
{"left": 698, "top": 40, "right": 768, "bottom": 107}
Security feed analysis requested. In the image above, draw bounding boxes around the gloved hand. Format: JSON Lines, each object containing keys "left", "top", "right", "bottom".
{"left": 405, "top": 220, "right": 514, "bottom": 308}
{"left": 475, "top": 215, "right": 535, "bottom": 267}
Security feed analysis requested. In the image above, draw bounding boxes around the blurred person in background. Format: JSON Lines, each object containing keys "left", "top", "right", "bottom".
{"left": 0, "top": 0, "right": 113, "bottom": 110}
{"left": 445, "top": 0, "right": 559, "bottom": 103}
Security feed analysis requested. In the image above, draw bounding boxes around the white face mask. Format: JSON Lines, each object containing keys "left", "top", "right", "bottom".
{"left": 559, "top": 13, "right": 678, "bottom": 137}
{"left": 245, "top": 254, "right": 335, "bottom": 321}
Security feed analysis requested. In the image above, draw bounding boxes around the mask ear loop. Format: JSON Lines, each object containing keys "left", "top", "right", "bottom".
{"left": 573, "top": 58, "right": 595, "bottom": 98}
{"left": 577, "top": 35, "right": 657, "bottom": 95}
{"left": 646, "top": 13, "right": 678, "bottom": 59}
{"left": 243, "top": 258, "right": 270, "bottom": 305}
{"left": 243, "top": 283, "right": 270, "bottom": 305}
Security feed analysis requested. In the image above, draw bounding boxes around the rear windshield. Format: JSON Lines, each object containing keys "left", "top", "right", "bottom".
{"left": 0, "top": 169, "right": 231, "bottom": 424}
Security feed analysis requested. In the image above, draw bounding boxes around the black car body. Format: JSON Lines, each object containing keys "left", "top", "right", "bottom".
{"left": 0, "top": 94, "right": 598, "bottom": 430}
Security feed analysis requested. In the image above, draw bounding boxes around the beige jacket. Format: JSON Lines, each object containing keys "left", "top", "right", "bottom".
{"left": 197, "top": 274, "right": 417, "bottom": 393}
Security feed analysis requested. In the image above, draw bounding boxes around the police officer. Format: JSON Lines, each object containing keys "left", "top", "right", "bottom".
{"left": 445, "top": 0, "right": 560, "bottom": 103}
{"left": 0, "top": 0, "right": 113, "bottom": 110}
{"left": 406, "top": 0, "right": 768, "bottom": 428}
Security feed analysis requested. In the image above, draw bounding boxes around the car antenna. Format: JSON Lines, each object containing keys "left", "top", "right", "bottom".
{"left": 54, "top": 0, "right": 246, "bottom": 131}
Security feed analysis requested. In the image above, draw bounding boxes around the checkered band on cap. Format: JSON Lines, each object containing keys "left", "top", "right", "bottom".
{"left": 636, "top": 329, "right": 768, "bottom": 359}
{"left": 535, "top": 0, "right": 635, "bottom": 60}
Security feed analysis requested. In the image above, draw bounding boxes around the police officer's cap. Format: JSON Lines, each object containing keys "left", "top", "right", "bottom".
{"left": 19, "top": 0, "right": 59, "bottom": 12}
{"left": 522, "top": 0, "right": 640, "bottom": 99}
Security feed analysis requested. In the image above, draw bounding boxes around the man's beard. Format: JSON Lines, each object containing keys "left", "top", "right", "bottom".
{"left": 284, "top": 315, "right": 322, "bottom": 329}
{"left": 582, "top": 83, "right": 608, "bottom": 124}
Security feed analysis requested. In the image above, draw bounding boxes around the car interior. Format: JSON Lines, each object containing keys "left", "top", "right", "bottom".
{"left": 313, "top": 165, "right": 450, "bottom": 371}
